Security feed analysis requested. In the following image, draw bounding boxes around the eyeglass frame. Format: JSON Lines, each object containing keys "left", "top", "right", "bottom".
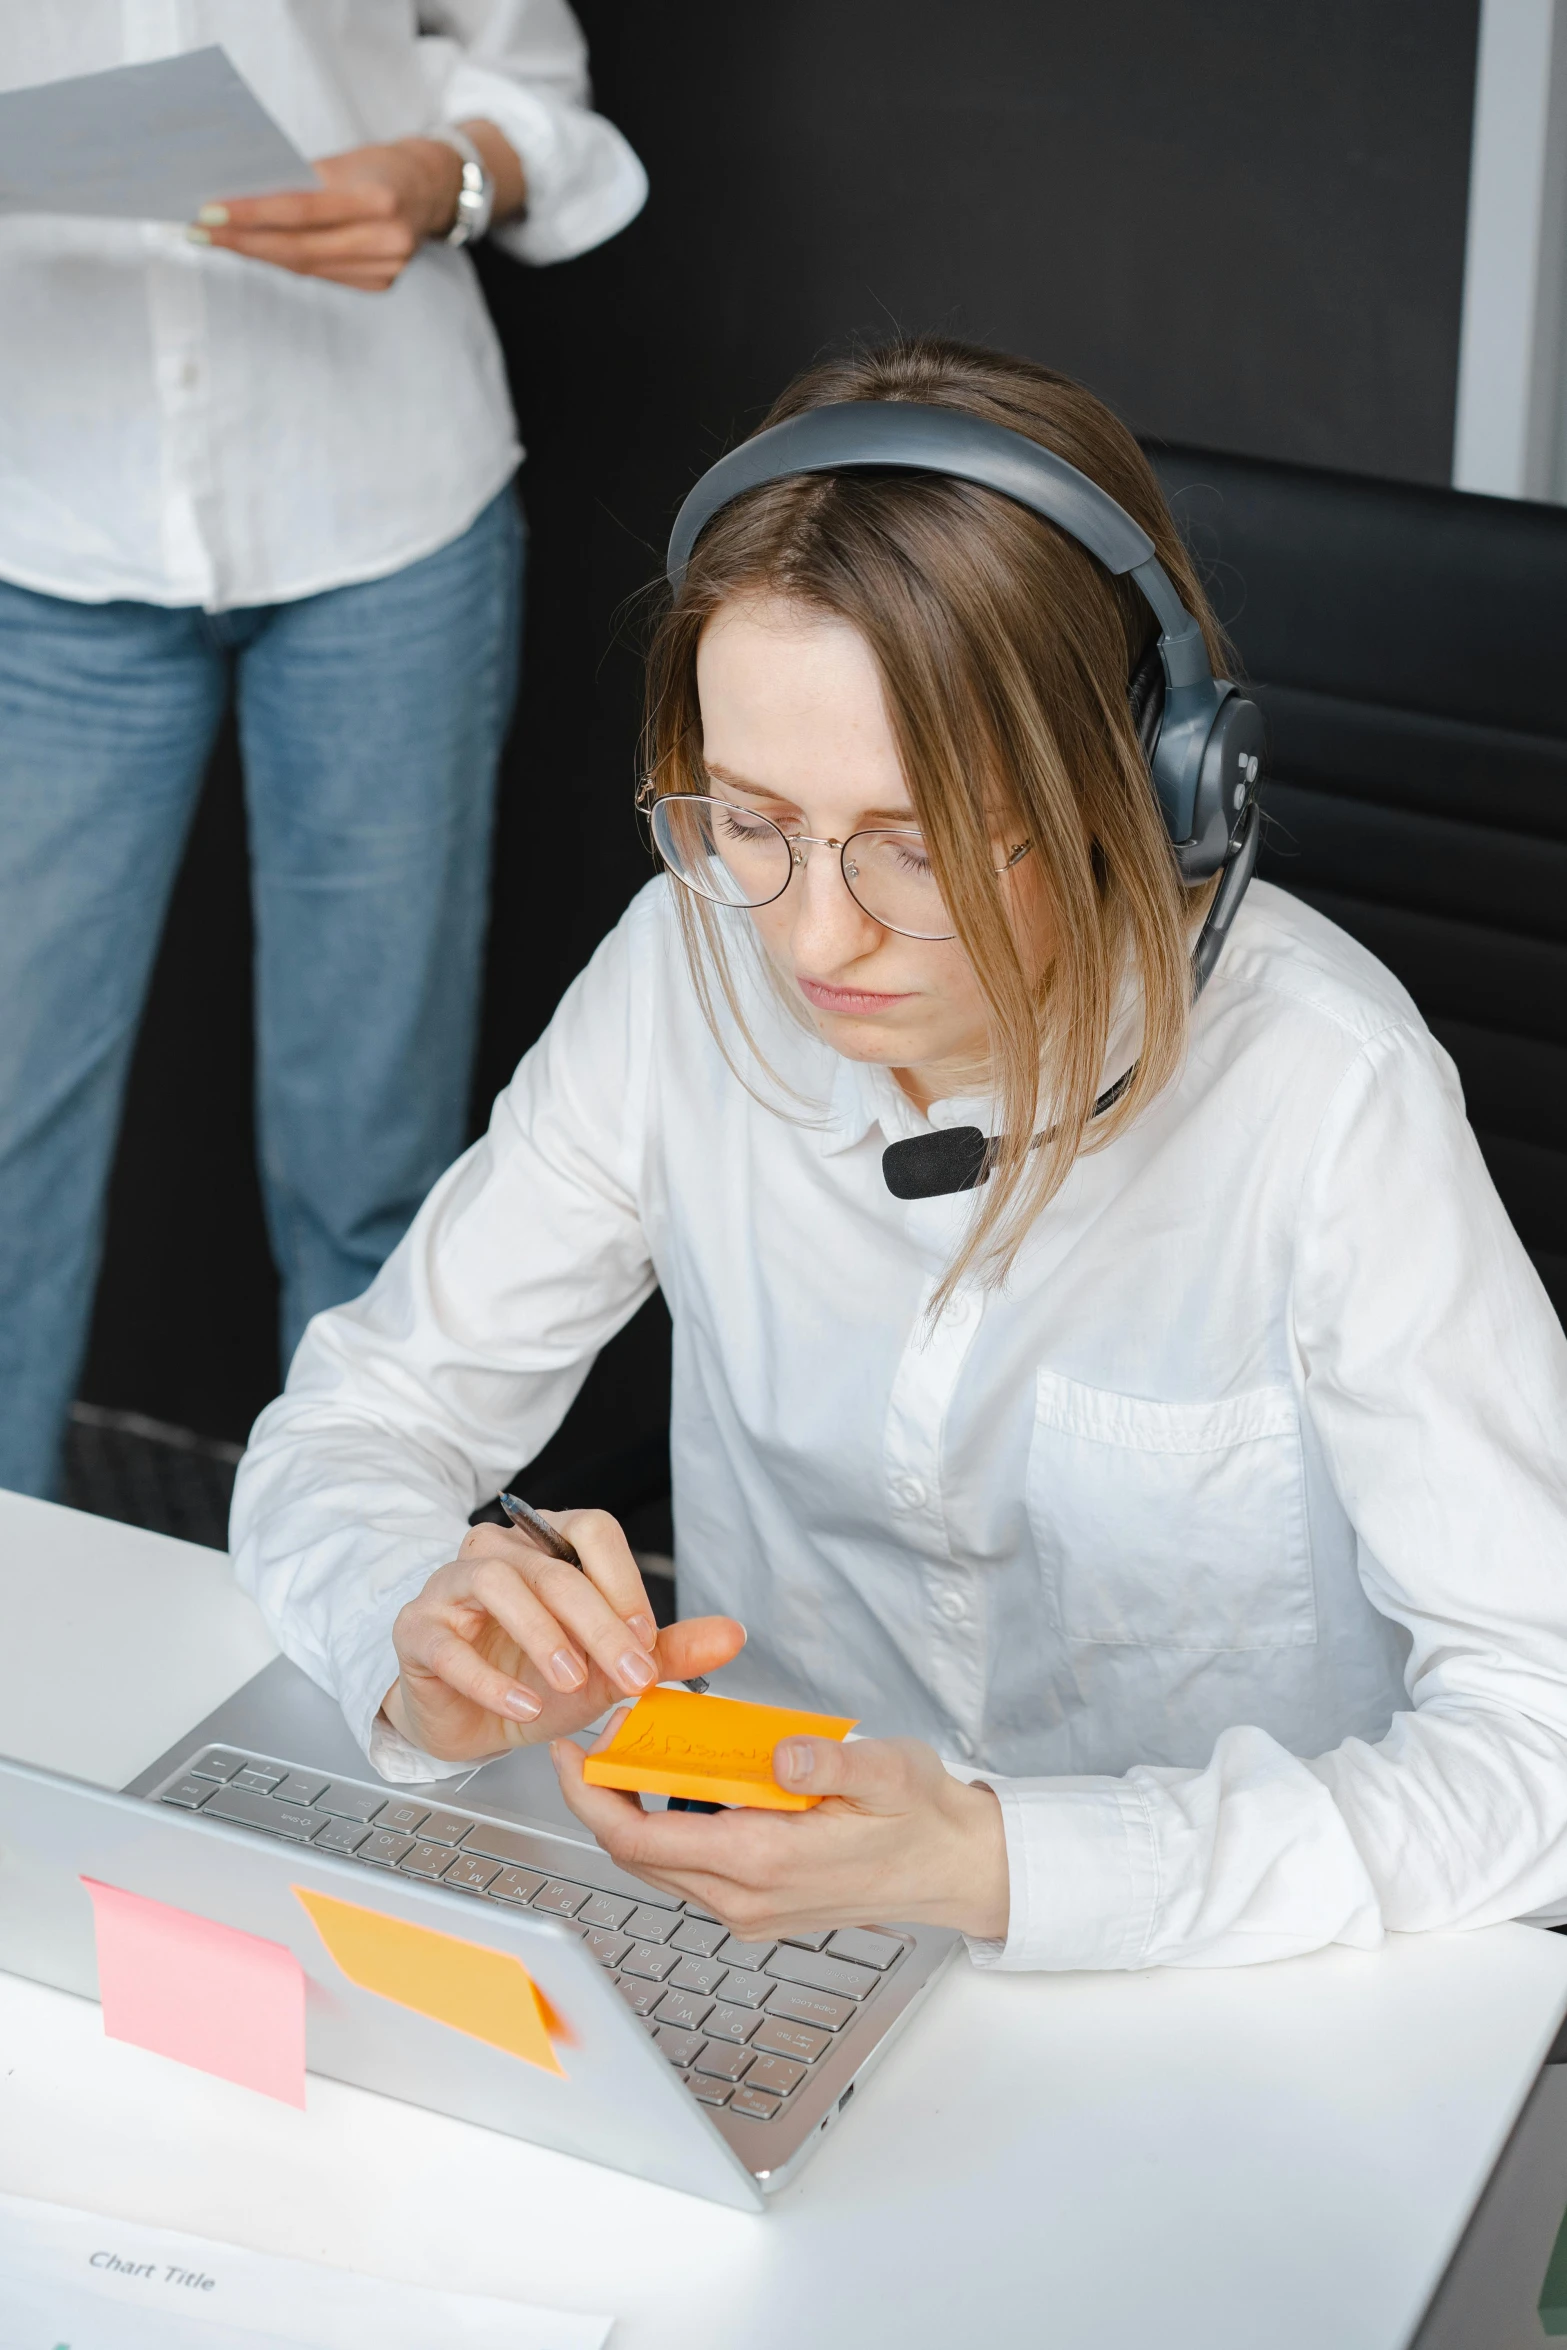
{"left": 645, "top": 787, "right": 1032, "bottom": 944}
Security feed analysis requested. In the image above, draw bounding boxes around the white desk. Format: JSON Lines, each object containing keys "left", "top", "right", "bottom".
{"left": 4, "top": 1490, "right": 1566, "bottom": 2350}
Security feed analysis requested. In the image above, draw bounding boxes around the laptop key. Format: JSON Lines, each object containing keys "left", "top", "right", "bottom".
{"left": 715, "top": 1968, "right": 772, "bottom": 2009}
{"left": 189, "top": 1749, "right": 247, "bottom": 1782}
{"left": 752, "top": 2015, "right": 829, "bottom": 2064}
{"left": 162, "top": 1776, "right": 216, "bottom": 1810}
{"left": 717, "top": 1935, "right": 776, "bottom": 1971}
{"left": 765, "top": 1946, "right": 877, "bottom": 2001}
{"left": 202, "top": 1786, "right": 330, "bottom": 1842}
{"left": 688, "top": 2076, "right": 733, "bottom": 2107}
{"left": 314, "top": 1818, "right": 372, "bottom": 1856}
{"left": 584, "top": 1928, "right": 632, "bottom": 1968}
{"left": 486, "top": 1866, "right": 547, "bottom": 1905}
{"left": 669, "top": 1955, "right": 725, "bottom": 1998}
{"left": 827, "top": 1927, "right": 902, "bottom": 1971}
{"left": 314, "top": 1783, "right": 385, "bottom": 1824}
{"left": 703, "top": 2001, "right": 764, "bottom": 2044}
{"left": 271, "top": 1773, "right": 329, "bottom": 1809}
{"left": 779, "top": 1927, "right": 834, "bottom": 1951}
{"left": 532, "top": 1879, "right": 591, "bottom": 1918}
{"left": 654, "top": 2026, "right": 706, "bottom": 2067}
{"left": 616, "top": 1976, "right": 663, "bottom": 2016}
{"left": 358, "top": 1829, "right": 416, "bottom": 1867}
{"left": 460, "top": 1822, "right": 547, "bottom": 1869}
{"left": 442, "top": 1853, "right": 500, "bottom": 1893}
{"left": 398, "top": 1841, "right": 455, "bottom": 1879}
{"left": 624, "top": 1906, "right": 678, "bottom": 1944}
{"left": 376, "top": 1800, "right": 430, "bottom": 1835}
{"left": 693, "top": 2039, "right": 754, "bottom": 2083}
{"left": 672, "top": 1917, "right": 728, "bottom": 1959}
{"left": 746, "top": 2054, "right": 805, "bottom": 2097}
{"left": 654, "top": 1988, "right": 713, "bottom": 2034}
{"left": 415, "top": 1809, "right": 474, "bottom": 1848}
{"left": 578, "top": 1893, "right": 635, "bottom": 1932}
{"left": 231, "top": 1767, "right": 285, "bottom": 1794}
{"left": 729, "top": 2085, "right": 782, "bottom": 2120}
{"left": 621, "top": 1941, "right": 679, "bottom": 1982}
{"left": 766, "top": 1986, "right": 855, "bottom": 2033}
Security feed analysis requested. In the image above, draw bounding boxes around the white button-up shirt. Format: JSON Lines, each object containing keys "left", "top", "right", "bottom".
{"left": 0, "top": 4, "right": 645, "bottom": 610}
{"left": 231, "top": 879, "right": 1567, "bottom": 1970}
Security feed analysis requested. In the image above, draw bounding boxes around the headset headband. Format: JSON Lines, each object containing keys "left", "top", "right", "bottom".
{"left": 665, "top": 397, "right": 1264, "bottom": 887}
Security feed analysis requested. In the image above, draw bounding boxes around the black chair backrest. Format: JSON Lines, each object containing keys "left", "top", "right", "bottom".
{"left": 1149, "top": 446, "right": 1567, "bottom": 1329}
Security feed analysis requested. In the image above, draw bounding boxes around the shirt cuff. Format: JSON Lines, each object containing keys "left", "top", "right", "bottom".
{"left": 366, "top": 1709, "right": 500, "bottom": 1787}
{"left": 962, "top": 1775, "right": 1159, "bottom": 1972}
{"left": 435, "top": 64, "right": 648, "bottom": 264}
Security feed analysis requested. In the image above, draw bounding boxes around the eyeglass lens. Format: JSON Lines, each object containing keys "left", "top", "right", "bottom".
{"left": 650, "top": 794, "right": 954, "bottom": 940}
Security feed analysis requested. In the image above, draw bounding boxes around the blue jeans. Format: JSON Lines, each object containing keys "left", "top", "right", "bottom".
{"left": 0, "top": 489, "right": 523, "bottom": 1496}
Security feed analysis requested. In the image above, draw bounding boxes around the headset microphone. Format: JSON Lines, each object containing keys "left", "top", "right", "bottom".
{"left": 665, "top": 399, "right": 1266, "bottom": 1202}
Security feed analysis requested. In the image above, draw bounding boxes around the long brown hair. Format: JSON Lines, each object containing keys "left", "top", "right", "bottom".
{"left": 642, "top": 337, "right": 1229, "bottom": 1298}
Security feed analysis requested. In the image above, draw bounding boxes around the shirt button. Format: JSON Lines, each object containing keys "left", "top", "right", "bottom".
{"left": 179, "top": 358, "right": 199, "bottom": 388}
{"left": 936, "top": 1588, "right": 966, "bottom": 1622}
{"left": 944, "top": 1294, "right": 972, "bottom": 1326}
{"left": 896, "top": 1477, "right": 927, "bottom": 1508}
{"left": 954, "top": 1732, "right": 976, "bottom": 1761}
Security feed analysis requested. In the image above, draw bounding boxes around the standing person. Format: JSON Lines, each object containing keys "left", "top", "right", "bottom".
{"left": 0, "top": 5, "right": 645, "bottom": 1498}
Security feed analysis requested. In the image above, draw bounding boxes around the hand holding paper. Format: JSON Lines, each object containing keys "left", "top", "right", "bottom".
{"left": 582, "top": 1687, "right": 857, "bottom": 1810}
{"left": 558, "top": 1710, "right": 1013, "bottom": 1945}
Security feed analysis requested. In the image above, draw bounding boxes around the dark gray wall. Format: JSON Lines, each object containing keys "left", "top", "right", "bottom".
{"left": 80, "top": 0, "right": 1484, "bottom": 1444}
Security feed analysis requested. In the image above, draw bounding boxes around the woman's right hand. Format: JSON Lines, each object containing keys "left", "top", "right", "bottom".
{"left": 380, "top": 1510, "right": 745, "bottom": 1763}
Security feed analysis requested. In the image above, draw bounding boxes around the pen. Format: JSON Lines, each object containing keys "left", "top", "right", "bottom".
{"left": 497, "top": 1492, "right": 710, "bottom": 1695}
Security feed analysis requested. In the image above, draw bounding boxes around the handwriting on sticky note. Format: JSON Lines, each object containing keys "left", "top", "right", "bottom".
{"left": 81, "top": 1878, "right": 306, "bottom": 2106}
{"left": 581, "top": 1687, "right": 857, "bottom": 1810}
{"left": 294, "top": 1887, "right": 566, "bottom": 2075}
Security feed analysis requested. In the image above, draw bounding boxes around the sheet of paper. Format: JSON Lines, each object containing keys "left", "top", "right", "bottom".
{"left": 82, "top": 1879, "right": 305, "bottom": 2108}
{"left": 582, "top": 1686, "right": 857, "bottom": 1810}
{"left": 0, "top": 2191, "right": 611, "bottom": 2349}
{"left": 294, "top": 1887, "right": 567, "bottom": 2075}
{"left": 0, "top": 46, "right": 317, "bottom": 222}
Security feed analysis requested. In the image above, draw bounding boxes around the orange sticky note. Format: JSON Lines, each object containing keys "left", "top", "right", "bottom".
{"left": 81, "top": 1877, "right": 306, "bottom": 2106}
{"left": 582, "top": 1686, "right": 858, "bottom": 1810}
{"left": 294, "top": 1885, "right": 566, "bottom": 2075}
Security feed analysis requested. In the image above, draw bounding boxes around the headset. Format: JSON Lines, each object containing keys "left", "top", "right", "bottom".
{"left": 664, "top": 400, "right": 1266, "bottom": 1197}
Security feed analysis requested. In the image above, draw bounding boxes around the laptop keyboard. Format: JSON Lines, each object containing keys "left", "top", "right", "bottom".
{"left": 158, "top": 1745, "right": 905, "bottom": 2121}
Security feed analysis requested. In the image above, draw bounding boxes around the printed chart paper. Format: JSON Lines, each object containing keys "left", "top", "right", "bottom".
{"left": 0, "top": 46, "right": 317, "bottom": 221}
{"left": 0, "top": 2191, "right": 611, "bottom": 2349}
{"left": 81, "top": 1879, "right": 306, "bottom": 2108}
{"left": 583, "top": 1686, "right": 857, "bottom": 1809}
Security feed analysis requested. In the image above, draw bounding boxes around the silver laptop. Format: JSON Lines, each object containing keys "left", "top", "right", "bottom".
{"left": 0, "top": 1655, "right": 958, "bottom": 2211}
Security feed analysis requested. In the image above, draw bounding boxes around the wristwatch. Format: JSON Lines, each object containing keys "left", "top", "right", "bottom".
{"left": 430, "top": 125, "right": 494, "bottom": 247}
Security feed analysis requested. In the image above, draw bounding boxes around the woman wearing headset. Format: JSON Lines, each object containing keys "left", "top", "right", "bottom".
{"left": 232, "top": 338, "right": 1567, "bottom": 1972}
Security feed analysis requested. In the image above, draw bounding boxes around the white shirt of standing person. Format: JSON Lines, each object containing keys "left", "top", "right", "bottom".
{"left": 0, "top": 3, "right": 646, "bottom": 612}
{"left": 230, "top": 567, "right": 1567, "bottom": 1976}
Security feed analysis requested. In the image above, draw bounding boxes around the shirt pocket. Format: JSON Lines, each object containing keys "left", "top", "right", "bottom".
{"left": 1026, "top": 1368, "right": 1315, "bottom": 1651}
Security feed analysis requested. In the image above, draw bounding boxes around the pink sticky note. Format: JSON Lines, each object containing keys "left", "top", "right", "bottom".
{"left": 82, "top": 1877, "right": 306, "bottom": 2107}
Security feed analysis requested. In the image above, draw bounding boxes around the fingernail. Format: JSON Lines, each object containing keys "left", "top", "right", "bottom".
{"left": 628, "top": 1613, "right": 657, "bottom": 1648}
{"left": 775, "top": 1739, "right": 813, "bottom": 1785}
{"left": 185, "top": 225, "right": 212, "bottom": 245}
{"left": 550, "top": 1648, "right": 587, "bottom": 1691}
{"left": 618, "top": 1650, "right": 657, "bottom": 1691}
{"left": 196, "top": 204, "right": 229, "bottom": 225}
{"left": 504, "top": 1685, "right": 540, "bottom": 1720}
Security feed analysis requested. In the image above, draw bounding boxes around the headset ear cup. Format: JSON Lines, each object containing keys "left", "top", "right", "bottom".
{"left": 1128, "top": 643, "right": 1166, "bottom": 765}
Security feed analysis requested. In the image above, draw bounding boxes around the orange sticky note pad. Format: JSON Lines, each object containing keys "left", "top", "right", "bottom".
{"left": 582, "top": 1686, "right": 858, "bottom": 1810}
{"left": 294, "top": 1885, "right": 567, "bottom": 2075}
{"left": 82, "top": 1877, "right": 306, "bottom": 2107}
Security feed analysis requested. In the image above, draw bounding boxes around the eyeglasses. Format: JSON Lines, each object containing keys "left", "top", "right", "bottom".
{"left": 648, "top": 793, "right": 1031, "bottom": 944}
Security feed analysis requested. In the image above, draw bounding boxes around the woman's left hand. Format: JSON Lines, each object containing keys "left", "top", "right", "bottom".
{"left": 189, "top": 127, "right": 524, "bottom": 293}
{"left": 554, "top": 1727, "right": 1011, "bottom": 1943}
